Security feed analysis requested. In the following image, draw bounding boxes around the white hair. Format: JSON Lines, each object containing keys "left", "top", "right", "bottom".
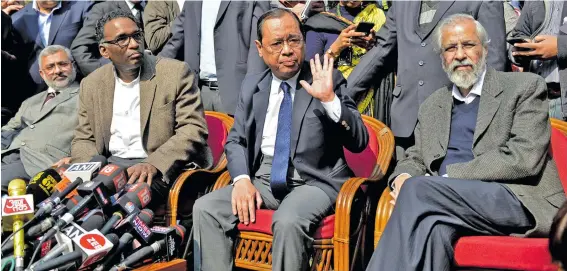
{"left": 435, "top": 13, "right": 490, "bottom": 53}
{"left": 38, "top": 45, "right": 74, "bottom": 68}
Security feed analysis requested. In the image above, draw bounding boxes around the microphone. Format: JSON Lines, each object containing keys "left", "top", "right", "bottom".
{"left": 94, "top": 209, "right": 154, "bottom": 271}
{"left": 3, "top": 179, "right": 35, "bottom": 271}
{"left": 31, "top": 231, "right": 119, "bottom": 271}
{"left": 100, "top": 183, "right": 152, "bottom": 234}
{"left": 33, "top": 177, "right": 84, "bottom": 220}
{"left": 62, "top": 155, "right": 107, "bottom": 183}
{"left": 26, "top": 169, "right": 62, "bottom": 203}
{"left": 110, "top": 225, "right": 186, "bottom": 271}
{"left": 40, "top": 165, "right": 128, "bottom": 240}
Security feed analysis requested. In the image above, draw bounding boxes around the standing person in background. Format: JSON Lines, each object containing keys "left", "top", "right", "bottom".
{"left": 304, "top": 0, "right": 386, "bottom": 116}
{"left": 270, "top": 0, "right": 326, "bottom": 21}
{"left": 159, "top": 1, "right": 269, "bottom": 115}
{"left": 143, "top": 0, "right": 181, "bottom": 55}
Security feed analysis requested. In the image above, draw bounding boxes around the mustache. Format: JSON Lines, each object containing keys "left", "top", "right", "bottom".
{"left": 446, "top": 59, "right": 474, "bottom": 71}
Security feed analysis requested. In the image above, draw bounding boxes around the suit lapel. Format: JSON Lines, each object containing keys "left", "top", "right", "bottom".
{"left": 22, "top": 7, "right": 42, "bottom": 47}
{"left": 435, "top": 87, "right": 453, "bottom": 153}
{"left": 422, "top": 1, "right": 455, "bottom": 40}
{"left": 193, "top": 1, "right": 202, "bottom": 33}
{"left": 47, "top": 3, "right": 67, "bottom": 45}
{"left": 473, "top": 69, "right": 502, "bottom": 146}
{"left": 139, "top": 54, "right": 158, "bottom": 137}
{"left": 291, "top": 67, "right": 313, "bottom": 157}
{"left": 252, "top": 72, "right": 272, "bottom": 160}
{"left": 99, "top": 67, "right": 116, "bottom": 152}
{"left": 215, "top": 1, "right": 230, "bottom": 29}
{"left": 34, "top": 82, "right": 79, "bottom": 124}
{"left": 412, "top": 1, "right": 425, "bottom": 40}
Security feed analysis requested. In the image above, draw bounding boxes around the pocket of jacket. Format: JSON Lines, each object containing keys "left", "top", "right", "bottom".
{"left": 45, "top": 144, "right": 70, "bottom": 159}
{"left": 392, "top": 85, "right": 402, "bottom": 97}
{"left": 545, "top": 191, "right": 566, "bottom": 208}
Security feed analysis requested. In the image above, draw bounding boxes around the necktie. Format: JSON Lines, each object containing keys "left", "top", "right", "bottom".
{"left": 133, "top": 3, "right": 144, "bottom": 30}
{"left": 43, "top": 91, "right": 58, "bottom": 105}
{"left": 270, "top": 82, "right": 292, "bottom": 199}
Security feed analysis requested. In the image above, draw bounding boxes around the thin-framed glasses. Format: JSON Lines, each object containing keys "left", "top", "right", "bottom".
{"left": 102, "top": 31, "right": 144, "bottom": 48}
{"left": 265, "top": 36, "right": 304, "bottom": 54}
{"left": 43, "top": 60, "right": 73, "bottom": 74}
{"left": 442, "top": 42, "right": 479, "bottom": 54}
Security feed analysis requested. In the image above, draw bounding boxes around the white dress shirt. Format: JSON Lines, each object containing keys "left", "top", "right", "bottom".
{"left": 395, "top": 69, "right": 487, "bottom": 184}
{"left": 32, "top": 0, "right": 62, "bottom": 46}
{"left": 233, "top": 71, "right": 343, "bottom": 183}
{"left": 109, "top": 70, "right": 148, "bottom": 159}
{"left": 125, "top": 0, "right": 140, "bottom": 16}
{"left": 199, "top": 0, "right": 222, "bottom": 81}
{"left": 176, "top": 0, "right": 185, "bottom": 11}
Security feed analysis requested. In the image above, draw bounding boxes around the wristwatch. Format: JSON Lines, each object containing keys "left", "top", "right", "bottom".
{"left": 326, "top": 47, "right": 338, "bottom": 58}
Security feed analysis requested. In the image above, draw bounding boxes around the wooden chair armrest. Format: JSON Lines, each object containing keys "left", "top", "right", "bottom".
{"left": 334, "top": 176, "right": 382, "bottom": 271}
{"left": 213, "top": 171, "right": 232, "bottom": 191}
{"left": 167, "top": 166, "right": 227, "bottom": 226}
{"left": 374, "top": 187, "right": 394, "bottom": 248}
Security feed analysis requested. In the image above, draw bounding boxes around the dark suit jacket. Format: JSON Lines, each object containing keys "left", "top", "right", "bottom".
{"left": 11, "top": 1, "right": 93, "bottom": 92}
{"left": 510, "top": 0, "right": 567, "bottom": 120}
{"left": 225, "top": 65, "right": 369, "bottom": 200}
{"left": 71, "top": 53, "right": 212, "bottom": 182}
{"left": 347, "top": 1, "right": 507, "bottom": 138}
{"left": 159, "top": 1, "right": 269, "bottom": 114}
{"left": 71, "top": 0, "right": 145, "bottom": 76}
{"left": 392, "top": 68, "right": 564, "bottom": 237}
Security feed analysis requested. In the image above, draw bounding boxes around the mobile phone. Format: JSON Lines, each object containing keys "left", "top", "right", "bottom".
{"left": 355, "top": 22, "right": 375, "bottom": 36}
{"left": 507, "top": 37, "right": 529, "bottom": 46}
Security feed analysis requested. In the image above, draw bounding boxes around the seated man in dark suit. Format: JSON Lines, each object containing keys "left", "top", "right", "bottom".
{"left": 11, "top": 0, "right": 92, "bottom": 93}
{"left": 192, "top": 8, "right": 368, "bottom": 271}
{"left": 367, "top": 14, "right": 565, "bottom": 271}
{"left": 1, "top": 45, "right": 79, "bottom": 195}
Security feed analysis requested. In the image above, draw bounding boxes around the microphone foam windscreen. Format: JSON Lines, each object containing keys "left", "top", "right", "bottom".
{"left": 80, "top": 214, "right": 105, "bottom": 231}
{"left": 89, "top": 155, "right": 108, "bottom": 167}
{"left": 27, "top": 168, "right": 62, "bottom": 202}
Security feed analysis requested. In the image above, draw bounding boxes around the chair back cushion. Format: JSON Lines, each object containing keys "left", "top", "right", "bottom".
{"left": 550, "top": 128, "right": 567, "bottom": 194}
{"left": 344, "top": 122, "right": 379, "bottom": 178}
{"left": 205, "top": 115, "right": 228, "bottom": 166}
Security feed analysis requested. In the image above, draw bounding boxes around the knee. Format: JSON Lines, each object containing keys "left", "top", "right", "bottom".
{"left": 271, "top": 211, "right": 305, "bottom": 235}
{"left": 193, "top": 194, "right": 213, "bottom": 215}
{"left": 398, "top": 176, "right": 439, "bottom": 199}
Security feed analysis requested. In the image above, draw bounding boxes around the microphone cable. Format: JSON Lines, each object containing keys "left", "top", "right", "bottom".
{"left": 0, "top": 217, "right": 37, "bottom": 253}
{"left": 26, "top": 233, "right": 48, "bottom": 270}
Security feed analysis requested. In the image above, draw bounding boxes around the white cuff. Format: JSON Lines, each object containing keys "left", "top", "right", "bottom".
{"left": 321, "top": 94, "right": 342, "bottom": 123}
{"left": 232, "top": 174, "right": 251, "bottom": 185}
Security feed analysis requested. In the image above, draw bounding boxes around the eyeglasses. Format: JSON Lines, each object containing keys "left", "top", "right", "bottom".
{"left": 43, "top": 60, "right": 73, "bottom": 74}
{"left": 442, "top": 42, "right": 479, "bottom": 54}
{"left": 264, "top": 36, "right": 304, "bottom": 54}
{"left": 102, "top": 31, "right": 144, "bottom": 48}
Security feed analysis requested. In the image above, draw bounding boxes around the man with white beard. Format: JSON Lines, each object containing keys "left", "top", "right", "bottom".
{"left": 366, "top": 14, "right": 564, "bottom": 271}
{"left": 1, "top": 45, "right": 80, "bottom": 195}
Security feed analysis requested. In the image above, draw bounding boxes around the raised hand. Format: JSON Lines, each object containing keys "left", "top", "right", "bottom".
{"left": 300, "top": 54, "right": 335, "bottom": 103}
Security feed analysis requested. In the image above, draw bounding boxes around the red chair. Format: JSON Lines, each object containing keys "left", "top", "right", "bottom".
{"left": 166, "top": 111, "right": 234, "bottom": 226}
{"left": 374, "top": 118, "right": 567, "bottom": 271}
{"left": 212, "top": 115, "right": 395, "bottom": 271}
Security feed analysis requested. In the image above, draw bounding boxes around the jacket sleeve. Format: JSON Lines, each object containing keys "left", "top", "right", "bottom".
{"left": 447, "top": 77, "right": 550, "bottom": 183}
{"left": 246, "top": 1, "right": 268, "bottom": 75}
{"left": 143, "top": 1, "right": 178, "bottom": 54}
{"left": 389, "top": 118, "right": 427, "bottom": 186}
{"left": 508, "top": 1, "right": 536, "bottom": 66}
{"left": 158, "top": 6, "right": 185, "bottom": 60}
{"left": 478, "top": 0, "right": 507, "bottom": 71}
{"left": 70, "top": 3, "right": 111, "bottom": 76}
{"left": 225, "top": 79, "right": 252, "bottom": 179}
{"left": 143, "top": 63, "right": 212, "bottom": 179}
{"left": 71, "top": 81, "right": 100, "bottom": 163}
{"left": 1, "top": 99, "right": 28, "bottom": 149}
{"left": 346, "top": 2, "right": 397, "bottom": 100}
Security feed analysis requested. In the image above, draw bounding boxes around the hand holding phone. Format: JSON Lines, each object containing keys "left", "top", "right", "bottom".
{"left": 355, "top": 22, "right": 375, "bottom": 36}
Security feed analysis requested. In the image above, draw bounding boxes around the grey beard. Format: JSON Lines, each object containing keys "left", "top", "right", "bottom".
{"left": 44, "top": 69, "right": 77, "bottom": 91}
{"left": 443, "top": 53, "right": 487, "bottom": 90}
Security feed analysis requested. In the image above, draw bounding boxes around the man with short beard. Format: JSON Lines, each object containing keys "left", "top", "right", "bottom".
{"left": 1, "top": 45, "right": 80, "bottom": 195}
{"left": 366, "top": 14, "right": 564, "bottom": 271}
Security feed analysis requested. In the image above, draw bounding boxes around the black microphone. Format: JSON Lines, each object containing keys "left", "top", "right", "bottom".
{"left": 100, "top": 183, "right": 152, "bottom": 234}
{"left": 31, "top": 232, "right": 119, "bottom": 271}
{"left": 33, "top": 177, "right": 84, "bottom": 220}
{"left": 94, "top": 209, "right": 154, "bottom": 271}
{"left": 110, "top": 225, "right": 186, "bottom": 271}
{"left": 26, "top": 168, "right": 62, "bottom": 205}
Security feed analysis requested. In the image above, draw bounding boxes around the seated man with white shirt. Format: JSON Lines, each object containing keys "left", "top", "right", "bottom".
{"left": 71, "top": 10, "right": 212, "bottom": 207}
{"left": 366, "top": 14, "right": 564, "bottom": 271}
{"left": 192, "top": 9, "right": 368, "bottom": 271}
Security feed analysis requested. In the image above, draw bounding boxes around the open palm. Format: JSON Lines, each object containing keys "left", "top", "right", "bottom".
{"left": 300, "top": 54, "right": 335, "bottom": 103}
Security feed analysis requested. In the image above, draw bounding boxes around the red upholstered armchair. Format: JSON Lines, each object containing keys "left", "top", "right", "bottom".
{"left": 165, "top": 111, "right": 234, "bottom": 226}
{"left": 211, "top": 115, "right": 395, "bottom": 271}
{"left": 374, "top": 118, "right": 567, "bottom": 271}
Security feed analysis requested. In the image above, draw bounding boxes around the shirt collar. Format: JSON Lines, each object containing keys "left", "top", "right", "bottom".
{"left": 452, "top": 68, "right": 486, "bottom": 102}
{"left": 47, "top": 87, "right": 57, "bottom": 94}
{"left": 125, "top": 0, "right": 137, "bottom": 11}
{"left": 32, "top": 0, "right": 62, "bottom": 15}
{"left": 113, "top": 68, "right": 141, "bottom": 87}
{"left": 271, "top": 70, "right": 301, "bottom": 93}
